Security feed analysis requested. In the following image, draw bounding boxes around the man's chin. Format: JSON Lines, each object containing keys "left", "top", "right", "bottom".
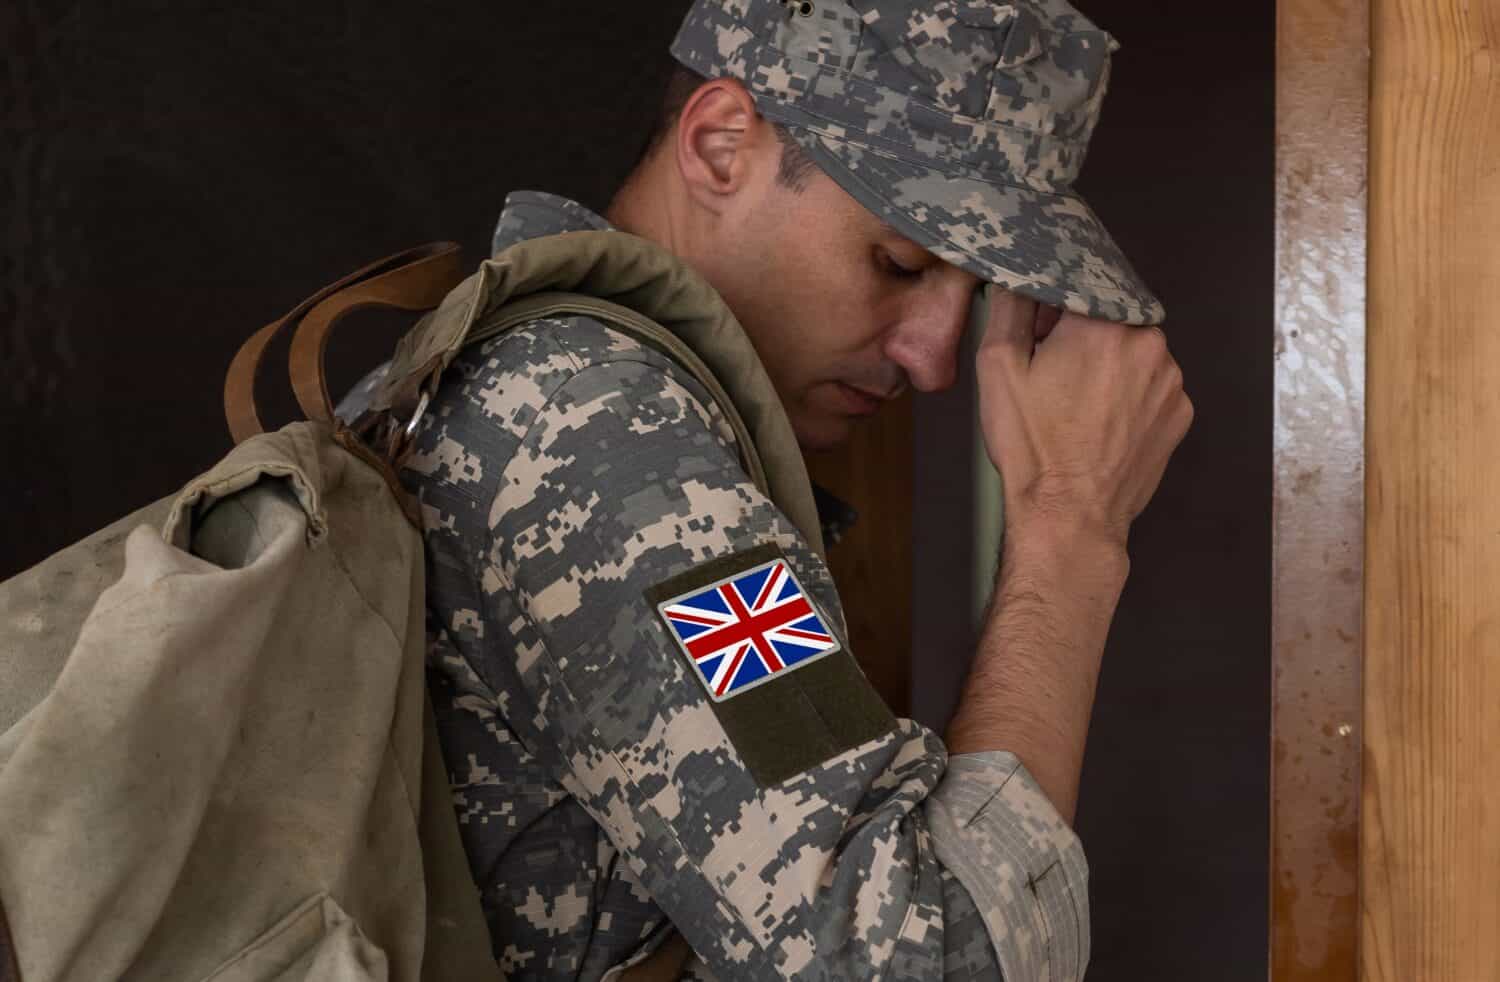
{"left": 792, "top": 413, "right": 861, "bottom": 453}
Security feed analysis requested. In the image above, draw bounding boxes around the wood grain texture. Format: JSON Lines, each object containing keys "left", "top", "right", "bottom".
{"left": 1364, "top": 2, "right": 1500, "bottom": 979}
{"left": 1273, "top": 0, "right": 1369, "bottom": 977}
{"left": 805, "top": 395, "right": 914, "bottom": 717}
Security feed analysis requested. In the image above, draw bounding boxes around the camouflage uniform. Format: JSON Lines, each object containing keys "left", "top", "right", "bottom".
{"left": 336, "top": 0, "right": 1164, "bottom": 974}
{"left": 341, "top": 190, "right": 1090, "bottom": 981}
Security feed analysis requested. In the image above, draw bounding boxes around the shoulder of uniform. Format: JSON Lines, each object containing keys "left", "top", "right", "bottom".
{"left": 469, "top": 312, "right": 720, "bottom": 425}
{"left": 475, "top": 312, "right": 676, "bottom": 379}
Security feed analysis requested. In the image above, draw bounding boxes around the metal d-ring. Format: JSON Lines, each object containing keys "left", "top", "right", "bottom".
{"left": 403, "top": 389, "right": 432, "bottom": 443}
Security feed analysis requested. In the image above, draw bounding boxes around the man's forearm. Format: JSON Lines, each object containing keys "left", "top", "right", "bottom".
{"left": 943, "top": 521, "right": 1129, "bottom": 823}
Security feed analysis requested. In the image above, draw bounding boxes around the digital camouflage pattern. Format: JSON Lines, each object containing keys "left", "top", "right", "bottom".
{"left": 344, "top": 191, "right": 1091, "bottom": 980}
{"left": 670, "top": 0, "right": 1165, "bottom": 326}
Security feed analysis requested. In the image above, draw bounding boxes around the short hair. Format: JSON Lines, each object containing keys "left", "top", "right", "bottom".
{"left": 628, "top": 64, "right": 819, "bottom": 193}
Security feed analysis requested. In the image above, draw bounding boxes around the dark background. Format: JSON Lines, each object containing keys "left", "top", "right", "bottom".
{"left": 911, "top": 3, "right": 1274, "bottom": 977}
{"left": 3, "top": 2, "right": 1272, "bottom": 978}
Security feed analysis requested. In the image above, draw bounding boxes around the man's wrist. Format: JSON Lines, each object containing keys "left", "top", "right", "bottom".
{"left": 998, "top": 514, "right": 1131, "bottom": 598}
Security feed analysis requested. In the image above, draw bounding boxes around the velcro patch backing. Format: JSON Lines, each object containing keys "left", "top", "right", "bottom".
{"left": 646, "top": 544, "right": 896, "bottom": 787}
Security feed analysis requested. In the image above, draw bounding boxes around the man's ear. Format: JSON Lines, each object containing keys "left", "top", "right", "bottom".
{"left": 674, "top": 78, "right": 769, "bottom": 212}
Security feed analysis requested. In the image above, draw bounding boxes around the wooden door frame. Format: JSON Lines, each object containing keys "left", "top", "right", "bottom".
{"left": 1361, "top": 2, "right": 1500, "bottom": 979}
{"left": 1272, "top": 0, "right": 1368, "bottom": 977}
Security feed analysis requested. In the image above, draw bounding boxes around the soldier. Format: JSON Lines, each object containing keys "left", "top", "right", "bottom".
{"left": 341, "top": 0, "right": 1191, "bottom": 978}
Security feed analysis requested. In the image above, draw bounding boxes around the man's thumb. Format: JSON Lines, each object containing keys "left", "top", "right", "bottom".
{"left": 975, "top": 284, "right": 1037, "bottom": 373}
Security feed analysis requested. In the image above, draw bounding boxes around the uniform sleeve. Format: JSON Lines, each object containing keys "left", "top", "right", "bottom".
{"left": 475, "top": 352, "right": 1089, "bottom": 981}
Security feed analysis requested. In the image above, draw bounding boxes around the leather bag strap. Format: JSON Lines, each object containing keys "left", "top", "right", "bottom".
{"left": 223, "top": 242, "right": 463, "bottom": 444}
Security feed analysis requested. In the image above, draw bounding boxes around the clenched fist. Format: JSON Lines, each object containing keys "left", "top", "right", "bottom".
{"left": 975, "top": 286, "right": 1194, "bottom": 555}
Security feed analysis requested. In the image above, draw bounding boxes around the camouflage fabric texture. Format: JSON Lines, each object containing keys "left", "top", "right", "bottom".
{"left": 339, "top": 191, "right": 1089, "bottom": 980}
{"left": 670, "top": 0, "right": 1164, "bottom": 326}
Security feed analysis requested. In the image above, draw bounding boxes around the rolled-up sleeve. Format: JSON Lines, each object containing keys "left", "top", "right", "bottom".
{"left": 463, "top": 326, "right": 1089, "bottom": 981}
{"left": 928, "top": 753, "right": 1091, "bottom": 982}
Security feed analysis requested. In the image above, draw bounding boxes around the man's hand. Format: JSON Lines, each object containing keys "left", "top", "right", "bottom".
{"left": 975, "top": 289, "right": 1194, "bottom": 555}
{"left": 944, "top": 289, "right": 1192, "bottom": 822}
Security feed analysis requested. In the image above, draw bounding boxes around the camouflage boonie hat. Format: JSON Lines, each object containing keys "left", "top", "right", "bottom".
{"left": 670, "top": 0, "right": 1164, "bottom": 325}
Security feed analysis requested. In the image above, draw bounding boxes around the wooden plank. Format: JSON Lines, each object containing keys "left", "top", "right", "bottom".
{"left": 1272, "top": 0, "right": 1369, "bottom": 977}
{"left": 1363, "top": 3, "right": 1500, "bottom": 979}
{"left": 806, "top": 395, "right": 914, "bottom": 717}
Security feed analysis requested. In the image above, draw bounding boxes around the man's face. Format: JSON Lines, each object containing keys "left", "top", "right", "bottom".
{"left": 696, "top": 154, "right": 983, "bottom": 451}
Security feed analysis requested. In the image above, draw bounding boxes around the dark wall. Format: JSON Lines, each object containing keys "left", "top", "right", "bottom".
{"left": 1074, "top": 5, "right": 1272, "bottom": 978}
{"left": 3, "top": 1, "right": 688, "bottom": 572}
{"left": 911, "top": 2, "right": 1275, "bottom": 980}
{"left": 4, "top": 2, "right": 1271, "bottom": 979}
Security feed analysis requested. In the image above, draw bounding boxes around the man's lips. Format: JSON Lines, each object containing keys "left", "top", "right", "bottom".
{"left": 832, "top": 382, "right": 886, "bottom": 415}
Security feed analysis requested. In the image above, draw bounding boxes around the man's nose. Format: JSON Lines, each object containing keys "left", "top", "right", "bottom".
{"left": 882, "top": 278, "right": 976, "bottom": 393}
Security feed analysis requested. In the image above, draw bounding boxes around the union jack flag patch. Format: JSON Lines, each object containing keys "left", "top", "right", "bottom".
{"left": 655, "top": 555, "right": 841, "bottom": 703}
